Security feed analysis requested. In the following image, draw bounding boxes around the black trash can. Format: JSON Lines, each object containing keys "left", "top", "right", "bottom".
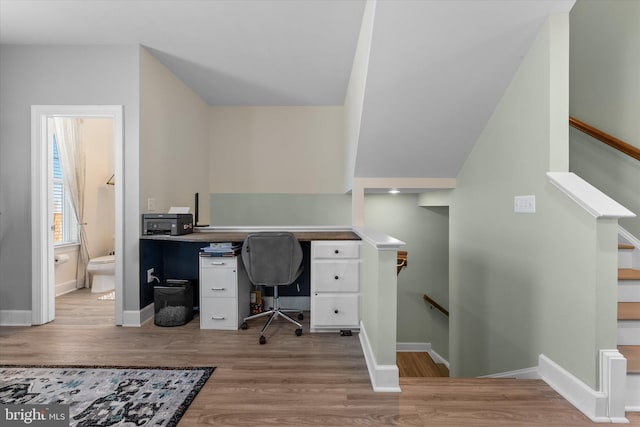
{"left": 154, "top": 279, "right": 194, "bottom": 327}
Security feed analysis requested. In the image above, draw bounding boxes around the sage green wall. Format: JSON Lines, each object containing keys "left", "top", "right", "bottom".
{"left": 569, "top": 0, "right": 640, "bottom": 237}
{"left": 209, "top": 194, "right": 352, "bottom": 226}
{"left": 364, "top": 194, "right": 449, "bottom": 359}
{"left": 360, "top": 242, "right": 398, "bottom": 366}
{"left": 450, "top": 15, "right": 616, "bottom": 388}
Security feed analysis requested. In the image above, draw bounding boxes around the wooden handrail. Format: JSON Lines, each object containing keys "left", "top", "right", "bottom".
{"left": 397, "top": 250, "right": 408, "bottom": 275}
{"left": 569, "top": 117, "right": 640, "bottom": 161}
{"left": 423, "top": 294, "right": 449, "bottom": 317}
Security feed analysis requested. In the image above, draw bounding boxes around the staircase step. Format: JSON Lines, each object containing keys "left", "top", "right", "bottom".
{"left": 618, "top": 321, "right": 640, "bottom": 345}
{"left": 618, "top": 302, "right": 640, "bottom": 321}
{"left": 619, "top": 269, "right": 640, "bottom": 281}
{"left": 619, "top": 281, "right": 640, "bottom": 302}
{"left": 619, "top": 345, "right": 640, "bottom": 374}
{"left": 619, "top": 243, "right": 635, "bottom": 250}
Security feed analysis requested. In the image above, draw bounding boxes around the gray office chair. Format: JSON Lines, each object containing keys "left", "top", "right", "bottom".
{"left": 240, "top": 232, "right": 304, "bottom": 344}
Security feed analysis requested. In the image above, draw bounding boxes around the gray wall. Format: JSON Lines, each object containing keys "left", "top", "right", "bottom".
{"left": 449, "top": 14, "right": 617, "bottom": 388}
{"left": 364, "top": 194, "right": 449, "bottom": 359}
{"left": 0, "top": 45, "right": 140, "bottom": 312}
{"left": 569, "top": 0, "right": 640, "bottom": 238}
{"left": 209, "top": 194, "right": 352, "bottom": 226}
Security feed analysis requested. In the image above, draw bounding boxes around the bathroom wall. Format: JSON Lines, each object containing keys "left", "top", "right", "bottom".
{"left": 54, "top": 245, "right": 79, "bottom": 295}
{"left": 82, "top": 118, "right": 115, "bottom": 259}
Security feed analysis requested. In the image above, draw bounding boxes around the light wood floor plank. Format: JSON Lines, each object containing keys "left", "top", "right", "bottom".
{"left": 1, "top": 288, "right": 638, "bottom": 425}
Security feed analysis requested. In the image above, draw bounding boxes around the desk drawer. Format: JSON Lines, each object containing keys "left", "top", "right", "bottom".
{"left": 200, "top": 298, "right": 238, "bottom": 329}
{"left": 312, "top": 294, "right": 359, "bottom": 327}
{"left": 200, "top": 268, "right": 237, "bottom": 298}
{"left": 312, "top": 241, "right": 360, "bottom": 259}
{"left": 200, "top": 257, "right": 237, "bottom": 269}
{"left": 313, "top": 261, "right": 359, "bottom": 292}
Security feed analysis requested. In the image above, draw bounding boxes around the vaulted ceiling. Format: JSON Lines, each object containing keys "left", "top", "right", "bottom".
{"left": 0, "top": 0, "right": 575, "bottom": 180}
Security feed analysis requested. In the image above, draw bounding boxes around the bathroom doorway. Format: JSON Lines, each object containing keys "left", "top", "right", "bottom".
{"left": 31, "top": 105, "right": 124, "bottom": 325}
{"left": 52, "top": 117, "right": 115, "bottom": 323}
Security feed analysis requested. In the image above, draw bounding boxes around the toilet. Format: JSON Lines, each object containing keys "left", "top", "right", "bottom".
{"left": 87, "top": 255, "right": 115, "bottom": 293}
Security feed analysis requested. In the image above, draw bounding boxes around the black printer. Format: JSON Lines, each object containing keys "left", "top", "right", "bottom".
{"left": 142, "top": 213, "right": 193, "bottom": 236}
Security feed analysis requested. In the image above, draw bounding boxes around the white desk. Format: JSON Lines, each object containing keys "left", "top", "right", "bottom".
{"left": 174, "top": 230, "right": 362, "bottom": 332}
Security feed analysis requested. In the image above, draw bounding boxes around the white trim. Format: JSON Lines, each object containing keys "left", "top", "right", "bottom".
{"left": 31, "top": 105, "right": 124, "bottom": 326}
{"left": 353, "top": 226, "right": 405, "bottom": 249}
{"left": 547, "top": 172, "right": 635, "bottom": 219}
{"left": 359, "top": 321, "right": 401, "bottom": 392}
{"left": 619, "top": 225, "right": 640, "bottom": 249}
{"left": 31, "top": 108, "right": 54, "bottom": 325}
{"left": 479, "top": 366, "right": 540, "bottom": 379}
{"left": 0, "top": 310, "right": 32, "bottom": 326}
{"left": 55, "top": 279, "right": 78, "bottom": 297}
{"left": 396, "top": 342, "right": 432, "bottom": 352}
{"left": 122, "top": 303, "right": 155, "bottom": 327}
{"left": 428, "top": 348, "right": 450, "bottom": 370}
{"left": 600, "top": 350, "right": 628, "bottom": 422}
{"left": 538, "top": 354, "right": 628, "bottom": 423}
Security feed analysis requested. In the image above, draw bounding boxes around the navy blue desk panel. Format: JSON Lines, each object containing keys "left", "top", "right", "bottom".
{"left": 139, "top": 239, "right": 315, "bottom": 309}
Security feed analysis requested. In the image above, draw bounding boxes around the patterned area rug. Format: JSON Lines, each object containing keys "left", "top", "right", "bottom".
{"left": 0, "top": 366, "right": 214, "bottom": 427}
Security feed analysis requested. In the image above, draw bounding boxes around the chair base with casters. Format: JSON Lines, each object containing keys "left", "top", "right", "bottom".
{"left": 241, "top": 286, "right": 303, "bottom": 344}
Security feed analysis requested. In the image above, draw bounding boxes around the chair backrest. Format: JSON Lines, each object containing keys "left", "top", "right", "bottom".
{"left": 241, "top": 232, "right": 303, "bottom": 287}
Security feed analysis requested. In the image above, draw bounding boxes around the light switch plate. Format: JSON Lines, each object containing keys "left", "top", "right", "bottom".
{"left": 514, "top": 195, "right": 536, "bottom": 213}
{"left": 147, "top": 198, "right": 156, "bottom": 211}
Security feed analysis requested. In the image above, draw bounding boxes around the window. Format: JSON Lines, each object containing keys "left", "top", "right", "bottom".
{"left": 52, "top": 135, "right": 78, "bottom": 245}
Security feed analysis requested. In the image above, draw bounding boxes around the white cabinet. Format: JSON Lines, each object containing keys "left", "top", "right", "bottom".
{"left": 199, "top": 256, "right": 250, "bottom": 329}
{"left": 310, "top": 241, "right": 361, "bottom": 332}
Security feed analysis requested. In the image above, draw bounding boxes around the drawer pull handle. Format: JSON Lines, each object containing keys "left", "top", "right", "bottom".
{"left": 334, "top": 309, "right": 339, "bottom": 314}
{"left": 212, "top": 316, "right": 226, "bottom": 320}
{"left": 211, "top": 262, "right": 226, "bottom": 265}
{"left": 334, "top": 249, "right": 340, "bottom": 254}
{"left": 334, "top": 275, "right": 339, "bottom": 280}
{"left": 211, "top": 287, "right": 226, "bottom": 291}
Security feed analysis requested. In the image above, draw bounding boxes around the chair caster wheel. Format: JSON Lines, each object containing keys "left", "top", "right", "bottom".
{"left": 297, "top": 313, "right": 304, "bottom": 321}
{"left": 259, "top": 336, "right": 266, "bottom": 345}
{"left": 240, "top": 322, "right": 248, "bottom": 330}
{"left": 295, "top": 328, "right": 302, "bottom": 336}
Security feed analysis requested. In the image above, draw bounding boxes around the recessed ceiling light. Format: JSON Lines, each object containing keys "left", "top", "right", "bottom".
{"left": 388, "top": 189, "right": 400, "bottom": 194}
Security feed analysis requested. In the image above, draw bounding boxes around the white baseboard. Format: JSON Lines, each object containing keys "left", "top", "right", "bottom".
{"left": 396, "top": 342, "right": 450, "bottom": 370}
{"left": 479, "top": 366, "right": 539, "bottom": 379}
{"left": 122, "top": 303, "right": 154, "bottom": 327}
{"left": 0, "top": 310, "right": 32, "bottom": 326}
{"left": 262, "top": 296, "right": 310, "bottom": 311}
{"left": 397, "top": 342, "right": 431, "bottom": 352}
{"left": 359, "top": 321, "right": 401, "bottom": 392}
{"left": 55, "top": 279, "right": 77, "bottom": 297}
{"left": 538, "top": 353, "right": 628, "bottom": 423}
{"left": 428, "top": 348, "right": 450, "bottom": 370}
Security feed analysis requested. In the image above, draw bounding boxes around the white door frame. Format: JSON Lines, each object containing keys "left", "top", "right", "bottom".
{"left": 31, "top": 105, "right": 124, "bottom": 325}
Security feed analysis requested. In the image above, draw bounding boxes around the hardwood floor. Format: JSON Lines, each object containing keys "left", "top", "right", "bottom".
{"left": 1, "top": 289, "right": 638, "bottom": 426}
{"left": 397, "top": 352, "right": 449, "bottom": 378}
